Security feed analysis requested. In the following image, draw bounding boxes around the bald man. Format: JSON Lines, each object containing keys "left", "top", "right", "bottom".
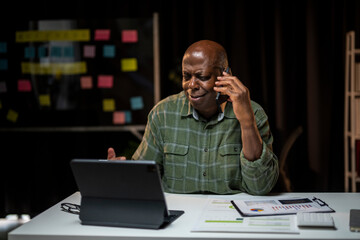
{"left": 108, "top": 40, "right": 278, "bottom": 195}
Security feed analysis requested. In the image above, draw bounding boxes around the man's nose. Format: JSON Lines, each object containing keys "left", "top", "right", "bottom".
{"left": 189, "top": 77, "right": 199, "bottom": 89}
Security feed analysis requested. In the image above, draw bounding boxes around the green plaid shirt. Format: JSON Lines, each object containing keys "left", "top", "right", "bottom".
{"left": 132, "top": 91, "right": 279, "bottom": 195}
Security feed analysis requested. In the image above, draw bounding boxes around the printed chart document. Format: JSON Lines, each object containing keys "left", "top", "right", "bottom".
{"left": 191, "top": 198, "right": 299, "bottom": 234}
{"left": 231, "top": 197, "right": 335, "bottom": 217}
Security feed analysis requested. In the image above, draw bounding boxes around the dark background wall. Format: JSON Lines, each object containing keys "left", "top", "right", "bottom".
{"left": 1, "top": 0, "right": 360, "bottom": 217}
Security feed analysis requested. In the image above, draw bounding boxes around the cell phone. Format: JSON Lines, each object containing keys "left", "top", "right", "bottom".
{"left": 216, "top": 67, "right": 230, "bottom": 113}
{"left": 350, "top": 209, "right": 360, "bottom": 232}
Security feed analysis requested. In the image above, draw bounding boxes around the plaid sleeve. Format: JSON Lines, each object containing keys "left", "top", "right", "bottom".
{"left": 131, "top": 107, "right": 164, "bottom": 168}
{"left": 239, "top": 106, "right": 279, "bottom": 195}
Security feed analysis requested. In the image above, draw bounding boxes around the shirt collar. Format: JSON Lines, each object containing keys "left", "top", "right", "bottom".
{"left": 180, "top": 91, "right": 192, "bottom": 117}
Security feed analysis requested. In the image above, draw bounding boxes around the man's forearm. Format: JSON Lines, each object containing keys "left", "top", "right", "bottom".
{"left": 241, "top": 122, "right": 263, "bottom": 161}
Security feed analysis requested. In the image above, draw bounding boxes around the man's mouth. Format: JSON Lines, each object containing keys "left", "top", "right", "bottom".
{"left": 189, "top": 93, "right": 207, "bottom": 100}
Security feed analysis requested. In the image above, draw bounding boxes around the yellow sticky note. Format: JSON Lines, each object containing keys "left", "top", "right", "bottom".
{"left": 103, "top": 98, "right": 115, "bottom": 112}
{"left": 39, "top": 94, "right": 51, "bottom": 106}
{"left": 121, "top": 58, "right": 138, "bottom": 72}
{"left": 21, "top": 62, "right": 87, "bottom": 75}
{"left": 7, "top": 109, "right": 18, "bottom": 123}
{"left": 16, "top": 29, "right": 90, "bottom": 42}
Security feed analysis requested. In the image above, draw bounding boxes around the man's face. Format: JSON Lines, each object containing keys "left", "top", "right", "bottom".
{"left": 182, "top": 51, "right": 220, "bottom": 118}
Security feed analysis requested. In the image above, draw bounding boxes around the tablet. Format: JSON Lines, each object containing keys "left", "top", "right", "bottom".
{"left": 70, "top": 159, "right": 184, "bottom": 229}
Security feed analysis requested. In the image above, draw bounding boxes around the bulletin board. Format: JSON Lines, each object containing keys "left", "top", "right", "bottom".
{"left": 0, "top": 14, "right": 160, "bottom": 128}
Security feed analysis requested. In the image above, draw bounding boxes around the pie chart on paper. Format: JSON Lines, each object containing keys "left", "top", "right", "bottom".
{"left": 250, "top": 208, "right": 264, "bottom": 212}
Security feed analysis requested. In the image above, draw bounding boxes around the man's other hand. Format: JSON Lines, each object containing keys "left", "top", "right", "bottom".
{"left": 107, "top": 147, "right": 126, "bottom": 160}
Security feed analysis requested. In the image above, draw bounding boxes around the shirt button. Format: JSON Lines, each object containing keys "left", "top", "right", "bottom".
{"left": 202, "top": 171, "right": 206, "bottom": 177}
{"left": 234, "top": 147, "right": 238, "bottom": 152}
{"left": 204, "top": 148, "right": 208, "bottom": 152}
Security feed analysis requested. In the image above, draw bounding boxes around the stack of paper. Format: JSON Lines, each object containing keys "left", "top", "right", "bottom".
{"left": 191, "top": 198, "right": 299, "bottom": 234}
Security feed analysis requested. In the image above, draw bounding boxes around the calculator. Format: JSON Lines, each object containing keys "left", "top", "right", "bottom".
{"left": 297, "top": 212, "right": 335, "bottom": 228}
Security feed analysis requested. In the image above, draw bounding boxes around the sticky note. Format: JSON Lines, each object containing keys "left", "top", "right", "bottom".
{"left": 83, "top": 45, "right": 96, "bottom": 58}
{"left": 97, "top": 75, "right": 113, "bottom": 88}
{"left": 50, "top": 46, "right": 62, "bottom": 57}
{"left": 94, "top": 29, "right": 111, "bottom": 41}
{"left": 0, "top": 81, "right": 7, "bottom": 93}
{"left": 122, "top": 30, "right": 138, "bottom": 43}
{"left": 7, "top": 109, "right": 18, "bottom": 123}
{"left": 80, "top": 76, "right": 93, "bottom": 89}
{"left": 125, "top": 110, "right": 132, "bottom": 123}
{"left": 24, "top": 46, "right": 35, "bottom": 58}
{"left": 103, "top": 98, "right": 115, "bottom": 112}
{"left": 121, "top": 58, "right": 138, "bottom": 72}
{"left": 130, "top": 96, "right": 144, "bottom": 110}
{"left": 103, "top": 45, "right": 115, "bottom": 58}
{"left": 38, "top": 46, "right": 47, "bottom": 58}
{"left": 0, "top": 42, "right": 7, "bottom": 53}
{"left": 16, "top": 29, "right": 90, "bottom": 42}
{"left": 39, "top": 94, "right": 51, "bottom": 106}
{"left": 18, "top": 79, "right": 32, "bottom": 92}
{"left": 113, "top": 111, "right": 126, "bottom": 124}
{"left": 21, "top": 62, "right": 87, "bottom": 75}
{"left": 0, "top": 59, "right": 8, "bottom": 70}
{"left": 63, "top": 46, "right": 74, "bottom": 57}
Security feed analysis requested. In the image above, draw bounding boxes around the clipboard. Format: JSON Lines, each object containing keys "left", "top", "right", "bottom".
{"left": 231, "top": 197, "right": 335, "bottom": 217}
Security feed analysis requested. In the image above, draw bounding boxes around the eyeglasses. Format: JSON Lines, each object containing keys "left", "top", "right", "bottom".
{"left": 61, "top": 203, "right": 80, "bottom": 215}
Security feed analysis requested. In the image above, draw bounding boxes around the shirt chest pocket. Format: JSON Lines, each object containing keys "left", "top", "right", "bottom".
{"left": 218, "top": 143, "right": 241, "bottom": 180}
{"left": 163, "top": 143, "right": 189, "bottom": 179}
{"left": 219, "top": 144, "right": 241, "bottom": 156}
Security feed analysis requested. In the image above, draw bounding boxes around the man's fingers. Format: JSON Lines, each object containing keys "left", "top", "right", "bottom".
{"left": 216, "top": 75, "right": 243, "bottom": 89}
{"left": 108, "top": 148, "right": 127, "bottom": 160}
{"left": 107, "top": 147, "right": 116, "bottom": 160}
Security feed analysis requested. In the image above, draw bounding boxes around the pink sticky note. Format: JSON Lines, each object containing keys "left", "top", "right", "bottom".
{"left": 94, "top": 29, "right": 111, "bottom": 41}
{"left": 97, "top": 75, "right": 113, "bottom": 88}
{"left": 122, "top": 30, "right": 138, "bottom": 43}
{"left": 113, "top": 111, "right": 126, "bottom": 125}
{"left": 83, "top": 45, "right": 96, "bottom": 58}
{"left": 80, "top": 76, "right": 93, "bottom": 89}
{"left": 18, "top": 79, "right": 32, "bottom": 92}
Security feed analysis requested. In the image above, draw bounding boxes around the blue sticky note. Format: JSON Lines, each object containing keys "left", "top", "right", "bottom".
{"left": 125, "top": 110, "right": 132, "bottom": 123}
{"left": 24, "top": 46, "right": 35, "bottom": 58}
{"left": 0, "top": 42, "right": 7, "bottom": 53}
{"left": 103, "top": 45, "right": 115, "bottom": 58}
{"left": 38, "top": 46, "right": 47, "bottom": 58}
{"left": 130, "top": 96, "right": 144, "bottom": 110}
{"left": 0, "top": 59, "right": 8, "bottom": 70}
{"left": 63, "top": 46, "right": 74, "bottom": 57}
{"left": 50, "top": 46, "right": 62, "bottom": 57}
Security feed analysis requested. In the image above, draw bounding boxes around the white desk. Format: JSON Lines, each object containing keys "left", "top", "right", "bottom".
{"left": 9, "top": 192, "right": 360, "bottom": 240}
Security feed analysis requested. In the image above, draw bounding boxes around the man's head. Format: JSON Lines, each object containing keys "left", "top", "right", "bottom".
{"left": 182, "top": 40, "right": 228, "bottom": 119}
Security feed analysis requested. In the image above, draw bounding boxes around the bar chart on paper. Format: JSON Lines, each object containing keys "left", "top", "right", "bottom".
{"left": 231, "top": 197, "right": 335, "bottom": 216}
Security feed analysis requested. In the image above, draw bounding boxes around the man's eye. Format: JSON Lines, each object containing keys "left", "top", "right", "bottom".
{"left": 183, "top": 73, "right": 191, "bottom": 80}
{"left": 198, "top": 76, "right": 210, "bottom": 81}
